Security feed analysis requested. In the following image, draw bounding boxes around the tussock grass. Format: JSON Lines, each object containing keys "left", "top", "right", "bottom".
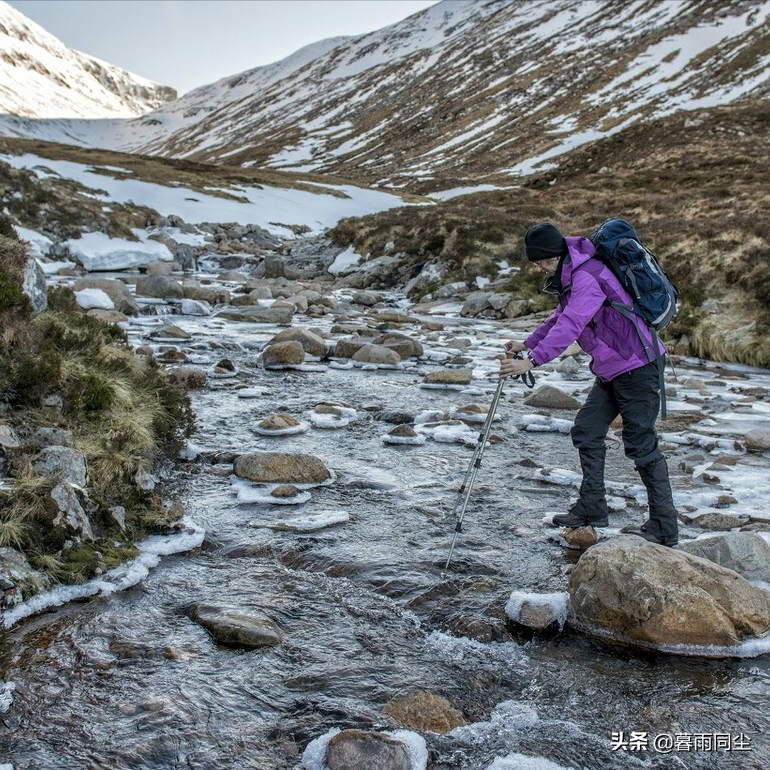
{"left": 0, "top": 217, "right": 194, "bottom": 588}
{"left": 331, "top": 99, "right": 770, "bottom": 366}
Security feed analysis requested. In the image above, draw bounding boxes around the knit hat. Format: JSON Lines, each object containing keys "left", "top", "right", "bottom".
{"left": 525, "top": 222, "right": 567, "bottom": 262}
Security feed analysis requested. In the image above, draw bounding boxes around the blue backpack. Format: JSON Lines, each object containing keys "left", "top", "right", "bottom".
{"left": 590, "top": 219, "right": 678, "bottom": 330}
{"left": 590, "top": 219, "right": 679, "bottom": 417}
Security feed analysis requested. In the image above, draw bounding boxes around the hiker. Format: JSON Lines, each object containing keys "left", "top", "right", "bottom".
{"left": 499, "top": 222, "right": 678, "bottom": 547}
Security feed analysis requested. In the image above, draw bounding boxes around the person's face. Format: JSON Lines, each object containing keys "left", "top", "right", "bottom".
{"left": 533, "top": 257, "right": 560, "bottom": 276}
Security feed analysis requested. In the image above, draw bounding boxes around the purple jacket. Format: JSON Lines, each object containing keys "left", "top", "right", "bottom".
{"left": 525, "top": 236, "right": 663, "bottom": 381}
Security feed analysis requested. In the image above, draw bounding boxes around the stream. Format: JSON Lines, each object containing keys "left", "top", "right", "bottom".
{"left": 2, "top": 272, "right": 770, "bottom": 770}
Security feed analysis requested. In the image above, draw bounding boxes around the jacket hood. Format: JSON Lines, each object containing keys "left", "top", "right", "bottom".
{"left": 561, "top": 236, "right": 596, "bottom": 285}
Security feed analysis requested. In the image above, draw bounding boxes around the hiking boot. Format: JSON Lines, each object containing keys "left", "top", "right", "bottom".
{"left": 552, "top": 448, "right": 609, "bottom": 528}
{"left": 552, "top": 501, "right": 609, "bottom": 529}
{"left": 636, "top": 458, "right": 679, "bottom": 544}
{"left": 624, "top": 526, "right": 678, "bottom": 548}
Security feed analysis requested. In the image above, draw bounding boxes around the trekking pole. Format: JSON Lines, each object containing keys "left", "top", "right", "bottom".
{"left": 444, "top": 352, "right": 535, "bottom": 570}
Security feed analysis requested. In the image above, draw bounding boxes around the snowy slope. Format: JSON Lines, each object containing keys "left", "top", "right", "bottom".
{"left": 0, "top": 1, "right": 175, "bottom": 118}
{"left": 0, "top": 150, "right": 411, "bottom": 236}
{"left": 2, "top": 0, "right": 770, "bottom": 189}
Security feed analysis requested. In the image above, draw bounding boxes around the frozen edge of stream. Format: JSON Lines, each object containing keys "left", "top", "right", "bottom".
{"left": 2, "top": 517, "right": 205, "bottom": 628}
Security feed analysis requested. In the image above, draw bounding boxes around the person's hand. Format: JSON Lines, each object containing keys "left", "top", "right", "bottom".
{"left": 499, "top": 356, "right": 534, "bottom": 379}
{"left": 504, "top": 339, "right": 527, "bottom": 353}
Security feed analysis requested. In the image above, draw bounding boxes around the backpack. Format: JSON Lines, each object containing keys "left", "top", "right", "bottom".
{"left": 590, "top": 218, "right": 679, "bottom": 418}
{"left": 590, "top": 219, "right": 678, "bottom": 331}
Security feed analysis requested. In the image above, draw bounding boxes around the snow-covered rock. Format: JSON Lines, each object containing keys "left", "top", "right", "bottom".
{"left": 74, "top": 288, "right": 114, "bottom": 310}
{"left": 66, "top": 232, "right": 173, "bottom": 272}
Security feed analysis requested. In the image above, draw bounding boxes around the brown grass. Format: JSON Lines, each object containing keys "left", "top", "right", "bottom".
{"left": 331, "top": 99, "right": 770, "bottom": 366}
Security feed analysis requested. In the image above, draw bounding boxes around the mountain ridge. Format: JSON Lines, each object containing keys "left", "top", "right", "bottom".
{"left": 2, "top": 0, "right": 768, "bottom": 193}
{"left": 0, "top": 0, "right": 175, "bottom": 119}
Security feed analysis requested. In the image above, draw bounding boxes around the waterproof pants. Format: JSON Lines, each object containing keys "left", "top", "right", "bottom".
{"left": 571, "top": 361, "right": 662, "bottom": 466}
{"left": 571, "top": 361, "right": 678, "bottom": 541}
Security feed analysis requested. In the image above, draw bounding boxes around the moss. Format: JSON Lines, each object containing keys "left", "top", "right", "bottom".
{"left": 51, "top": 541, "right": 139, "bottom": 585}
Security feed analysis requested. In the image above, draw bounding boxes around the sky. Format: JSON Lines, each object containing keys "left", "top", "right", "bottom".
{"left": 9, "top": 0, "right": 440, "bottom": 95}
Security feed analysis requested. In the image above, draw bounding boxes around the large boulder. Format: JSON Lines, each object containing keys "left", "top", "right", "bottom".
{"left": 262, "top": 341, "right": 305, "bottom": 367}
{"left": 234, "top": 452, "right": 331, "bottom": 484}
{"left": 74, "top": 278, "right": 140, "bottom": 315}
{"left": 460, "top": 291, "right": 491, "bottom": 317}
{"left": 183, "top": 282, "right": 230, "bottom": 305}
{"left": 374, "top": 310, "right": 417, "bottom": 325}
{"left": 372, "top": 333, "right": 424, "bottom": 360}
{"left": 569, "top": 536, "right": 770, "bottom": 650}
{"left": 216, "top": 306, "right": 293, "bottom": 324}
{"left": 334, "top": 336, "right": 368, "bottom": 358}
{"left": 270, "top": 327, "right": 326, "bottom": 357}
{"left": 168, "top": 367, "right": 208, "bottom": 390}
{"left": 325, "top": 730, "right": 411, "bottom": 770}
{"left": 678, "top": 533, "right": 770, "bottom": 582}
{"left": 188, "top": 603, "right": 283, "bottom": 648}
{"left": 352, "top": 344, "right": 401, "bottom": 366}
{"left": 745, "top": 429, "right": 770, "bottom": 452}
{"left": 524, "top": 384, "right": 582, "bottom": 410}
{"left": 135, "top": 274, "right": 184, "bottom": 300}
{"left": 0, "top": 425, "right": 21, "bottom": 450}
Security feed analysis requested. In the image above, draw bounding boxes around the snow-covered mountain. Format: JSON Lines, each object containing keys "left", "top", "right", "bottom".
{"left": 0, "top": 1, "right": 175, "bottom": 118}
{"left": 1, "top": 0, "right": 769, "bottom": 190}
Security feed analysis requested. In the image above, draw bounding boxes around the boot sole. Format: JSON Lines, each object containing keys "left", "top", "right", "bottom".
{"left": 552, "top": 518, "right": 609, "bottom": 528}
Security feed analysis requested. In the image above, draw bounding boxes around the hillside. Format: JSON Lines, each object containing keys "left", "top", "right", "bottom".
{"left": 0, "top": 0, "right": 175, "bottom": 118}
{"left": 329, "top": 98, "right": 770, "bottom": 367}
{"left": 0, "top": 136, "right": 418, "bottom": 247}
{"left": 2, "top": 0, "right": 768, "bottom": 193}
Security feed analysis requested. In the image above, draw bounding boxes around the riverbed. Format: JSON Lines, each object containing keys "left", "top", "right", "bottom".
{"left": 3, "top": 272, "right": 770, "bottom": 770}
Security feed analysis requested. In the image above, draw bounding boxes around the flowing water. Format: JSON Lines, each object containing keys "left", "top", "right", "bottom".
{"left": 3, "top": 281, "right": 770, "bottom": 770}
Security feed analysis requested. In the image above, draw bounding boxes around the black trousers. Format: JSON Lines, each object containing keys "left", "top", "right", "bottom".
{"left": 571, "top": 362, "right": 662, "bottom": 467}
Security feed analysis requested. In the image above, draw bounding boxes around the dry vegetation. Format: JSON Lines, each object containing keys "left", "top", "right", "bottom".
{"left": 331, "top": 99, "right": 770, "bottom": 367}
{"left": 0, "top": 221, "right": 194, "bottom": 587}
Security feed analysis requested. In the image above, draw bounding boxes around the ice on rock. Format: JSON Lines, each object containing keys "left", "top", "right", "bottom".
{"left": 302, "top": 727, "right": 427, "bottom": 770}
{"left": 450, "top": 404, "right": 499, "bottom": 424}
{"left": 178, "top": 441, "right": 203, "bottom": 461}
{"left": 252, "top": 414, "right": 309, "bottom": 437}
{"left": 487, "top": 753, "right": 577, "bottom": 770}
{"left": 382, "top": 433, "right": 427, "bottom": 446}
{"left": 231, "top": 478, "right": 312, "bottom": 506}
{"left": 309, "top": 406, "right": 357, "bottom": 429}
{"left": 207, "top": 369, "right": 237, "bottom": 379}
{"left": 505, "top": 591, "right": 570, "bottom": 630}
{"left": 74, "top": 288, "right": 115, "bottom": 310}
{"left": 416, "top": 420, "right": 476, "bottom": 444}
{"left": 415, "top": 410, "right": 451, "bottom": 424}
{"left": 253, "top": 509, "right": 350, "bottom": 532}
{"left": 237, "top": 387, "right": 272, "bottom": 398}
{"left": 518, "top": 414, "right": 573, "bottom": 433}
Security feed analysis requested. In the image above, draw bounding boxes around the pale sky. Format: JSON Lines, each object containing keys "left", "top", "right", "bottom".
{"left": 9, "top": 0, "right": 441, "bottom": 95}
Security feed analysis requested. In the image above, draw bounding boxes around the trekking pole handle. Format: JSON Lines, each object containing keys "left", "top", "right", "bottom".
{"left": 502, "top": 350, "right": 536, "bottom": 388}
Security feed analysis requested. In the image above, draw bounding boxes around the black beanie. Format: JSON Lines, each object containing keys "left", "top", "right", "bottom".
{"left": 525, "top": 222, "right": 567, "bottom": 261}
